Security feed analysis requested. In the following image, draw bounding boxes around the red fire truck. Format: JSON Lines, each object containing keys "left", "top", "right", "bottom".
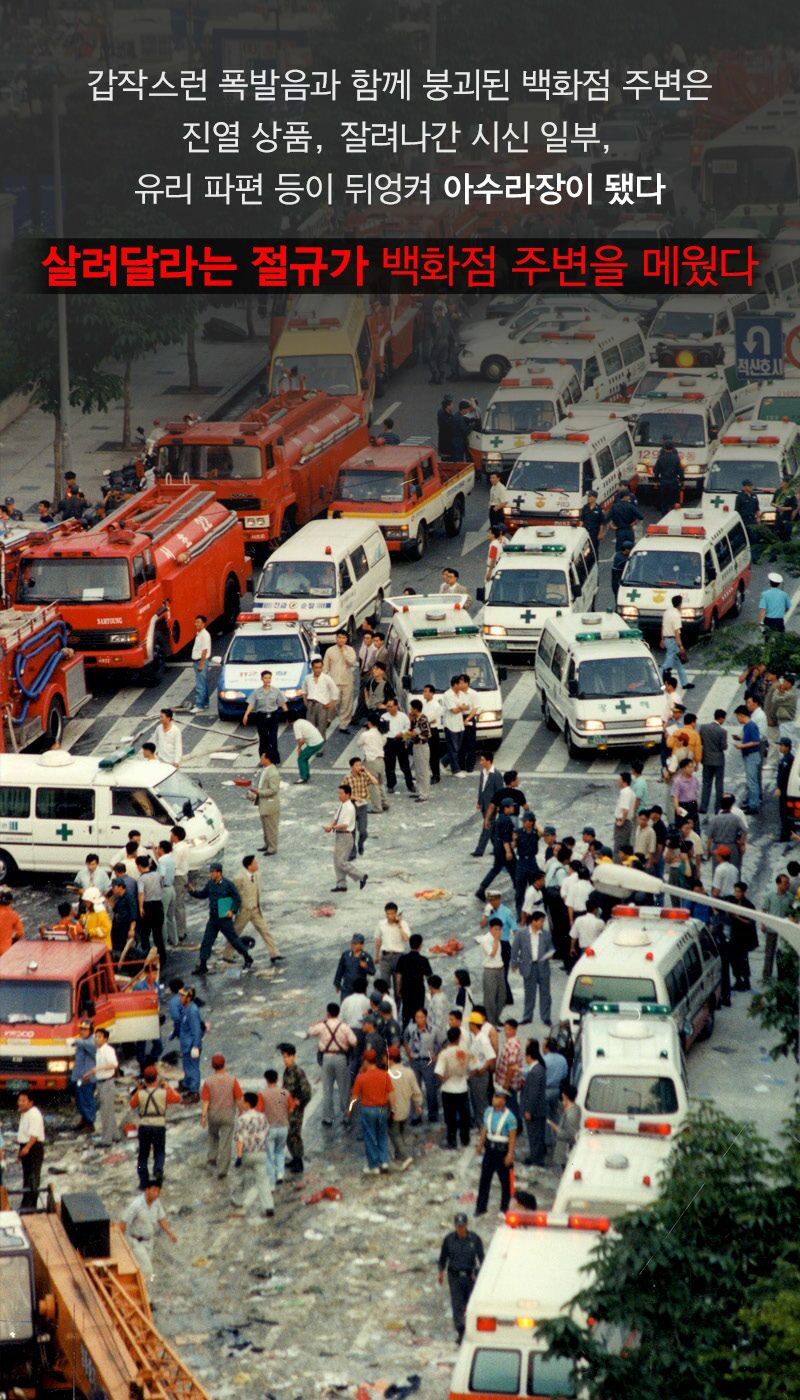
{"left": 155, "top": 385, "right": 369, "bottom": 559}
{"left": 13, "top": 483, "right": 248, "bottom": 685}
{"left": 368, "top": 295, "right": 424, "bottom": 396}
{"left": 0, "top": 605, "right": 88, "bottom": 752}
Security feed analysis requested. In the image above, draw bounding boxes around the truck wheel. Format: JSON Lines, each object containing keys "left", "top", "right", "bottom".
{"left": 566, "top": 727, "right": 583, "bottom": 761}
{"left": 346, "top": 616, "right": 358, "bottom": 646}
{"left": 697, "top": 998, "right": 715, "bottom": 1042}
{"left": 0, "top": 849, "right": 17, "bottom": 884}
{"left": 542, "top": 696, "right": 557, "bottom": 732}
{"left": 280, "top": 508, "right": 297, "bottom": 544}
{"left": 481, "top": 354, "right": 510, "bottom": 383}
{"left": 444, "top": 494, "right": 465, "bottom": 537}
{"left": 142, "top": 631, "right": 168, "bottom": 688}
{"left": 221, "top": 576, "right": 241, "bottom": 632}
{"left": 44, "top": 696, "right": 65, "bottom": 747}
{"left": 409, "top": 520, "right": 428, "bottom": 560}
{"left": 731, "top": 582, "right": 746, "bottom": 618}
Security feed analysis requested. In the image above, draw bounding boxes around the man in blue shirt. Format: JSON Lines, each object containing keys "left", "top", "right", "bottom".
{"left": 71, "top": 1020, "right": 97, "bottom": 1132}
{"left": 759, "top": 572, "right": 792, "bottom": 632}
{"left": 177, "top": 987, "right": 204, "bottom": 1101}
{"left": 733, "top": 704, "right": 762, "bottom": 814}
{"left": 189, "top": 863, "right": 252, "bottom": 976}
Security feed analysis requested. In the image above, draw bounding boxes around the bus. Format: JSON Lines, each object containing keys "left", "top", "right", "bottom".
{"left": 700, "top": 94, "right": 800, "bottom": 216}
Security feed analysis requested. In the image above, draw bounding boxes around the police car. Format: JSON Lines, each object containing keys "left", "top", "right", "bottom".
{"left": 215, "top": 611, "right": 319, "bottom": 720}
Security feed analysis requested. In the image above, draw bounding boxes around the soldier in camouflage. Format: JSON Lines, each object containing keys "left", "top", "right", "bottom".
{"left": 278, "top": 1042, "right": 312, "bottom": 1174}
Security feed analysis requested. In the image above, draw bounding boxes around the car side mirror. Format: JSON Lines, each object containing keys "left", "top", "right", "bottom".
{"left": 476, "top": 585, "right": 486, "bottom": 603}
{"left": 497, "top": 666, "right": 508, "bottom": 682}
{"left": 211, "top": 655, "right": 222, "bottom": 664}
{"left": 568, "top": 678, "right": 579, "bottom": 697}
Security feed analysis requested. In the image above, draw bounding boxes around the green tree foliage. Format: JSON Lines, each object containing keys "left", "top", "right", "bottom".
{"left": 538, "top": 1105, "right": 800, "bottom": 1399}
{"left": 750, "top": 944, "right": 799, "bottom": 1060}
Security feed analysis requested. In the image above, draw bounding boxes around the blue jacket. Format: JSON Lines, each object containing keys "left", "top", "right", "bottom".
{"left": 72, "top": 1036, "right": 96, "bottom": 1084}
{"left": 178, "top": 1000, "right": 203, "bottom": 1053}
{"left": 189, "top": 876, "right": 241, "bottom": 920}
{"left": 168, "top": 991, "right": 183, "bottom": 1041}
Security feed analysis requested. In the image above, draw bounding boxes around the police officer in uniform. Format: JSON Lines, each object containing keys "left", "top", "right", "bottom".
{"left": 278, "top": 1042, "right": 312, "bottom": 1175}
{"left": 652, "top": 439, "right": 684, "bottom": 514}
{"left": 607, "top": 487, "right": 642, "bottom": 549}
{"left": 579, "top": 491, "right": 605, "bottom": 553}
{"left": 474, "top": 1085, "right": 517, "bottom": 1216}
{"left": 438, "top": 1211, "right": 485, "bottom": 1342}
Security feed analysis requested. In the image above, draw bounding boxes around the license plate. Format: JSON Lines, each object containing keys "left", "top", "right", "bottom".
{"left": 6, "top": 1078, "right": 30, "bottom": 1091}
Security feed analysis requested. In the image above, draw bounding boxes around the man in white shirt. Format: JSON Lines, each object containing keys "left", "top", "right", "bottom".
{"left": 570, "top": 908, "right": 605, "bottom": 961}
{"left": 324, "top": 782, "right": 368, "bottom": 893}
{"left": 303, "top": 658, "right": 340, "bottom": 738}
{"left": 459, "top": 675, "right": 481, "bottom": 775}
{"left": 83, "top": 1026, "right": 119, "bottom": 1145}
{"left": 153, "top": 708, "right": 182, "bottom": 766}
{"left": 191, "top": 614, "right": 212, "bottom": 712}
{"left": 443, "top": 675, "right": 469, "bottom": 777}
{"left": 422, "top": 685, "right": 443, "bottom": 783}
{"left": 477, "top": 918, "right": 506, "bottom": 1027}
{"left": 71, "top": 854, "right": 111, "bottom": 896}
{"left": 357, "top": 715, "right": 389, "bottom": 812}
{"left": 435, "top": 1027, "right": 473, "bottom": 1148}
{"left": 17, "top": 1091, "right": 45, "bottom": 1208}
{"left": 375, "top": 901, "right": 411, "bottom": 986}
{"left": 120, "top": 1181, "right": 177, "bottom": 1280}
{"left": 561, "top": 863, "right": 593, "bottom": 927}
{"left": 293, "top": 716, "right": 324, "bottom": 784}
{"left": 340, "top": 983, "right": 372, "bottom": 1027}
{"left": 613, "top": 772, "right": 637, "bottom": 861}
{"left": 170, "top": 825, "right": 190, "bottom": 943}
{"left": 383, "top": 697, "right": 416, "bottom": 795}
{"left": 660, "top": 594, "right": 692, "bottom": 690}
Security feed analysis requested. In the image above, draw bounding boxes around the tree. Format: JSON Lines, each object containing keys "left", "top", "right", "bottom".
{"left": 750, "top": 942, "right": 799, "bottom": 1059}
{"left": 726, "top": 1260, "right": 800, "bottom": 1399}
{"left": 538, "top": 1105, "right": 800, "bottom": 1400}
{"left": 1, "top": 291, "right": 122, "bottom": 504}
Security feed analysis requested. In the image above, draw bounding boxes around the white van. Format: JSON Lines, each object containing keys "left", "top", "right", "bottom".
{"left": 552, "top": 1123, "right": 674, "bottom": 1219}
{"left": 504, "top": 419, "right": 635, "bottom": 527}
{"left": 516, "top": 322, "right": 648, "bottom": 400}
{"left": 631, "top": 382, "right": 736, "bottom": 493}
{"left": 458, "top": 304, "right": 603, "bottom": 381}
{"left": 534, "top": 611, "right": 664, "bottom": 756}
{"left": 253, "top": 518, "right": 391, "bottom": 645}
{"left": 473, "top": 364, "right": 582, "bottom": 480}
{"left": 449, "top": 1215, "right": 615, "bottom": 1400}
{"left": 481, "top": 526, "right": 598, "bottom": 658}
{"left": 647, "top": 294, "right": 752, "bottom": 368}
{"left": 746, "top": 380, "right": 800, "bottom": 425}
{"left": 617, "top": 506, "right": 752, "bottom": 636}
{"left": 383, "top": 595, "right": 504, "bottom": 744}
{"left": 561, "top": 906, "right": 722, "bottom": 1049}
{"left": 706, "top": 418, "right": 800, "bottom": 523}
{"left": 0, "top": 748, "right": 227, "bottom": 883}
{"left": 624, "top": 365, "right": 752, "bottom": 418}
{"left": 571, "top": 1003, "right": 689, "bottom": 1132}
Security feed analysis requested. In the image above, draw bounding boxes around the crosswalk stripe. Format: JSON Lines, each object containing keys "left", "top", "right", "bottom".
{"left": 494, "top": 719, "right": 542, "bottom": 769}
{"left": 461, "top": 528, "right": 485, "bottom": 557}
{"left": 503, "top": 671, "right": 537, "bottom": 721}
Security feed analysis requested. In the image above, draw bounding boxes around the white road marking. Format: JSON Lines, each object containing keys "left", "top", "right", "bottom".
{"left": 503, "top": 671, "right": 538, "bottom": 722}
{"left": 493, "top": 719, "right": 542, "bottom": 769}
{"left": 461, "top": 527, "right": 486, "bottom": 557}
{"left": 373, "top": 399, "right": 401, "bottom": 425}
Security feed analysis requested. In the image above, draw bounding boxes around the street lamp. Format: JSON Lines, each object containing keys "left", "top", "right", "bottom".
{"left": 592, "top": 863, "right": 800, "bottom": 1072}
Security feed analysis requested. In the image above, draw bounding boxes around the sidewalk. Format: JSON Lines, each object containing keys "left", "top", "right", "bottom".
{"left": 0, "top": 308, "right": 269, "bottom": 510}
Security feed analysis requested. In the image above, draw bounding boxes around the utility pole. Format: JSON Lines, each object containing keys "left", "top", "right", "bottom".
{"left": 52, "top": 83, "right": 72, "bottom": 504}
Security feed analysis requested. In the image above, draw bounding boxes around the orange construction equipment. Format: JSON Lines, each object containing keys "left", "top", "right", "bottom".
{"left": 0, "top": 1188, "right": 212, "bottom": 1400}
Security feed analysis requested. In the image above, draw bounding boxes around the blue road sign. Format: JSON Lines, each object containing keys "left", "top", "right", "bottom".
{"left": 734, "top": 314, "right": 785, "bottom": 382}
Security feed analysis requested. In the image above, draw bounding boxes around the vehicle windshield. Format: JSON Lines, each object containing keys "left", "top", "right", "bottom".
{"left": 759, "top": 394, "right": 800, "bottom": 421}
{"left": 484, "top": 400, "right": 557, "bottom": 434}
{"left": 634, "top": 411, "right": 706, "bottom": 448}
{"left": 157, "top": 443, "right": 263, "bottom": 480}
{"left": 708, "top": 458, "right": 780, "bottom": 491}
{"left": 570, "top": 974, "right": 658, "bottom": 1013}
{"left": 623, "top": 549, "right": 702, "bottom": 589}
{"left": 489, "top": 567, "right": 569, "bottom": 607}
{"left": 227, "top": 632, "right": 305, "bottom": 664}
{"left": 576, "top": 656, "right": 662, "bottom": 698}
{"left": 155, "top": 771, "right": 208, "bottom": 817}
{"left": 16, "top": 558, "right": 131, "bottom": 604}
{"left": 704, "top": 143, "right": 798, "bottom": 211}
{"left": 271, "top": 353, "right": 357, "bottom": 396}
{"left": 0, "top": 1254, "right": 34, "bottom": 1342}
{"left": 256, "top": 561, "right": 336, "bottom": 599}
{"left": 508, "top": 459, "right": 580, "bottom": 493}
{"left": 410, "top": 651, "right": 496, "bottom": 693}
{"left": 335, "top": 469, "right": 406, "bottom": 503}
{"left": 650, "top": 310, "right": 715, "bottom": 339}
{"left": 0, "top": 980, "right": 72, "bottom": 1024}
{"left": 585, "top": 1074, "right": 680, "bottom": 1115}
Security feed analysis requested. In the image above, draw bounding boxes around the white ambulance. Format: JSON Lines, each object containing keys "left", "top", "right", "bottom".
{"left": 449, "top": 1214, "right": 616, "bottom": 1400}
{"left": 481, "top": 526, "right": 598, "bottom": 657}
{"left": 0, "top": 748, "right": 228, "bottom": 884}
{"left": 705, "top": 418, "right": 800, "bottom": 523}
{"left": 552, "top": 1124, "right": 674, "bottom": 1220}
{"left": 570, "top": 1003, "right": 689, "bottom": 1132}
{"left": 534, "top": 612, "right": 664, "bottom": 757}
{"left": 617, "top": 507, "right": 752, "bottom": 636}
{"left": 516, "top": 322, "right": 648, "bottom": 400}
{"left": 561, "top": 906, "right": 722, "bottom": 1048}
{"left": 646, "top": 294, "right": 752, "bottom": 369}
{"left": 383, "top": 595, "right": 504, "bottom": 744}
{"left": 473, "top": 365, "right": 583, "bottom": 480}
{"left": 504, "top": 420, "right": 635, "bottom": 528}
{"left": 631, "top": 382, "right": 736, "bottom": 494}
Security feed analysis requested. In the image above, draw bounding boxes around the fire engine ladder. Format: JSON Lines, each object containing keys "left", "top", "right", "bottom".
{"left": 87, "top": 1260, "right": 213, "bottom": 1400}
{"left": 109, "top": 486, "right": 218, "bottom": 544}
